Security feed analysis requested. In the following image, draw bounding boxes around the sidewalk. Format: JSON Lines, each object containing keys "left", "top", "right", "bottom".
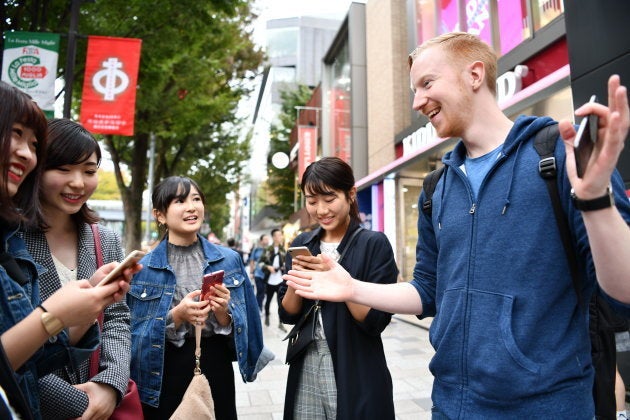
{"left": 234, "top": 303, "right": 435, "bottom": 419}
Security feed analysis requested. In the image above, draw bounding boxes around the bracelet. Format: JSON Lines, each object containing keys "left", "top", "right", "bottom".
{"left": 37, "top": 304, "right": 64, "bottom": 336}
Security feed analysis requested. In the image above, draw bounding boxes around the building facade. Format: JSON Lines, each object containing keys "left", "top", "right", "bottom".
{"left": 286, "top": 0, "right": 629, "bottom": 281}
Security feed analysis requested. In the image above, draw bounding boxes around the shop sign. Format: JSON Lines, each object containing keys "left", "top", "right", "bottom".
{"left": 496, "top": 64, "right": 528, "bottom": 103}
{"left": 402, "top": 121, "right": 438, "bottom": 156}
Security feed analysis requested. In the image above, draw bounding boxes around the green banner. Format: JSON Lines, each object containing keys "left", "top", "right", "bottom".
{"left": 2, "top": 31, "right": 60, "bottom": 117}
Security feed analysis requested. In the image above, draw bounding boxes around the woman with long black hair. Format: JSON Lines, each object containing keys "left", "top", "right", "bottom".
{"left": 279, "top": 157, "right": 398, "bottom": 419}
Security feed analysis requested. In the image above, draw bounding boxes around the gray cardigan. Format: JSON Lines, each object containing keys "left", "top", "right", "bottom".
{"left": 20, "top": 224, "right": 131, "bottom": 419}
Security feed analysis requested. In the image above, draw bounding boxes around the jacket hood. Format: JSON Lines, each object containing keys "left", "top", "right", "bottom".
{"left": 434, "top": 115, "right": 558, "bottom": 222}
{"left": 443, "top": 115, "right": 556, "bottom": 167}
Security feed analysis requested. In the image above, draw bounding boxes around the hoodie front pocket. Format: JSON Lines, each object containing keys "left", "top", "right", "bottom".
{"left": 466, "top": 290, "right": 542, "bottom": 400}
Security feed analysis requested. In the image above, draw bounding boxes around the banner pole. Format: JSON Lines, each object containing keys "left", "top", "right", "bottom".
{"left": 63, "top": 0, "right": 81, "bottom": 118}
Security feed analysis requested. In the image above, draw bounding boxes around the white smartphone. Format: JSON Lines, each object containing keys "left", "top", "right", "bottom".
{"left": 573, "top": 95, "right": 598, "bottom": 178}
{"left": 288, "top": 246, "right": 312, "bottom": 258}
{"left": 98, "top": 250, "right": 145, "bottom": 286}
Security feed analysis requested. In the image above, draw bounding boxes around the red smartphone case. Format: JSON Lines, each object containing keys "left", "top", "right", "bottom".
{"left": 201, "top": 270, "right": 224, "bottom": 301}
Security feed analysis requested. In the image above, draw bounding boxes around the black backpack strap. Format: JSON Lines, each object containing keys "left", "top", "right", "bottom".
{"left": 422, "top": 166, "right": 445, "bottom": 216}
{"left": 534, "top": 124, "right": 582, "bottom": 305}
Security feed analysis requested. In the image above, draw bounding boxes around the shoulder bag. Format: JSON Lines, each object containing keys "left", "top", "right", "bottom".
{"left": 169, "top": 324, "right": 215, "bottom": 419}
{"left": 90, "top": 225, "right": 144, "bottom": 420}
{"left": 283, "top": 227, "right": 364, "bottom": 364}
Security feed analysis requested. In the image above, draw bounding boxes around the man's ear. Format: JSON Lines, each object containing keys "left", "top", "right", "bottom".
{"left": 469, "top": 60, "right": 486, "bottom": 92}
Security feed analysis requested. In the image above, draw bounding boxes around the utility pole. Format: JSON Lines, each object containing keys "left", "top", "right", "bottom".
{"left": 63, "top": 0, "right": 81, "bottom": 118}
{"left": 145, "top": 132, "right": 156, "bottom": 244}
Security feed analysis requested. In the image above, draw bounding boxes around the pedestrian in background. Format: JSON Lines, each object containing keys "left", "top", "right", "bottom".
{"left": 283, "top": 32, "right": 630, "bottom": 418}
{"left": 259, "top": 228, "right": 286, "bottom": 331}
{"left": 127, "top": 176, "right": 273, "bottom": 420}
{"left": 20, "top": 119, "right": 131, "bottom": 420}
{"left": 248, "top": 234, "right": 270, "bottom": 312}
{"left": 226, "top": 237, "right": 245, "bottom": 263}
{"left": 280, "top": 157, "right": 397, "bottom": 419}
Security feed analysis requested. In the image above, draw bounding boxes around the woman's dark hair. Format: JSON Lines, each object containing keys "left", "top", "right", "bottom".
{"left": 0, "top": 81, "right": 48, "bottom": 226}
{"left": 152, "top": 176, "right": 206, "bottom": 237}
{"left": 42, "top": 119, "right": 102, "bottom": 227}
{"left": 300, "top": 157, "right": 359, "bottom": 221}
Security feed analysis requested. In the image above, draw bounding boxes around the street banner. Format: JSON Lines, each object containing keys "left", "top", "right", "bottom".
{"left": 335, "top": 127, "right": 351, "bottom": 163}
{"left": 80, "top": 36, "right": 142, "bottom": 136}
{"left": 298, "top": 125, "right": 317, "bottom": 182}
{"left": 2, "top": 31, "right": 60, "bottom": 117}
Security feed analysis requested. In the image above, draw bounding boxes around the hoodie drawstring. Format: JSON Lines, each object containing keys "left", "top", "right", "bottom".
{"left": 501, "top": 141, "right": 523, "bottom": 215}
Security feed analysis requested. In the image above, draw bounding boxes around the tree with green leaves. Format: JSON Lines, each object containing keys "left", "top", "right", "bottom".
{"left": 265, "top": 84, "right": 313, "bottom": 220}
{"left": 1, "top": 0, "right": 264, "bottom": 250}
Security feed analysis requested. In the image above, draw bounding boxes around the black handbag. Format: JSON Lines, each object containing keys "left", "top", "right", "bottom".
{"left": 282, "top": 227, "right": 363, "bottom": 364}
{"left": 284, "top": 301, "right": 320, "bottom": 364}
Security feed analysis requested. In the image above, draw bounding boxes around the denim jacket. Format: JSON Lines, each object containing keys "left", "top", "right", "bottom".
{"left": 0, "top": 226, "right": 99, "bottom": 420}
{"left": 127, "top": 234, "right": 274, "bottom": 407}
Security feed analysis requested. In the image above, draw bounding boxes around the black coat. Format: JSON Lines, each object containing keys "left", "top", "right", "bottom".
{"left": 279, "top": 221, "right": 398, "bottom": 419}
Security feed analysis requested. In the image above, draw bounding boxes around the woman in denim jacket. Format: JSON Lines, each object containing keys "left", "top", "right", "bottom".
{"left": 127, "top": 176, "right": 273, "bottom": 420}
{"left": 0, "top": 82, "right": 135, "bottom": 419}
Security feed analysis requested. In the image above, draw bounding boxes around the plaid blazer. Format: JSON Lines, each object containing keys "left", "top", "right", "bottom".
{"left": 19, "top": 223, "right": 131, "bottom": 419}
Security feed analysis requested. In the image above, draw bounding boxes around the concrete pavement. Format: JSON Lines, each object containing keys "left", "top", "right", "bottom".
{"left": 234, "top": 304, "right": 435, "bottom": 419}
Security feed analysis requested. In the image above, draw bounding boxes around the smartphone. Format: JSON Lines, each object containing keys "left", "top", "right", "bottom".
{"left": 573, "top": 95, "right": 599, "bottom": 178}
{"left": 98, "top": 250, "right": 145, "bottom": 286}
{"left": 201, "top": 270, "right": 224, "bottom": 301}
{"left": 288, "top": 246, "right": 312, "bottom": 258}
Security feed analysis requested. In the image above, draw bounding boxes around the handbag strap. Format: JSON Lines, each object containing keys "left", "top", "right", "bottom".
{"left": 89, "top": 224, "right": 105, "bottom": 378}
{"left": 91, "top": 224, "right": 104, "bottom": 269}
{"left": 337, "top": 226, "right": 363, "bottom": 264}
{"left": 194, "top": 324, "right": 202, "bottom": 375}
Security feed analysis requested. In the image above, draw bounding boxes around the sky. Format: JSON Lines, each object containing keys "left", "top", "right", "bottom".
{"left": 252, "top": 0, "right": 360, "bottom": 24}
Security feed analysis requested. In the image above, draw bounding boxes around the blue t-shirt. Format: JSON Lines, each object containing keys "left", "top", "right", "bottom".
{"left": 248, "top": 247, "right": 265, "bottom": 278}
{"left": 463, "top": 144, "right": 503, "bottom": 199}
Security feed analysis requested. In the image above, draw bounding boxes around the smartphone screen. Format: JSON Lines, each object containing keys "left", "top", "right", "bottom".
{"left": 573, "top": 95, "right": 598, "bottom": 178}
{"left": 201, "top": 270, "right": 224, "bottom": 301}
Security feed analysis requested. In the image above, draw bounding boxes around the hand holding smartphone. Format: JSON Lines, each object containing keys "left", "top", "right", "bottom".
{"left": 98, "top": 250, "right": 145, "bottom": 286}
{"left": 201, "top": 270, "right": 224, "bottom": 301}
{"left": 288, "top": 246, "right": 312, "bottom": 258}
{"left": 574, "top": 95, "right": 599, "bottom": 178}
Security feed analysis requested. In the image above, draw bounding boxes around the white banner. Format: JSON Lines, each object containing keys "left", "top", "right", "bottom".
{"left": 2, "top": 31, "right": 60, "bottom": 117}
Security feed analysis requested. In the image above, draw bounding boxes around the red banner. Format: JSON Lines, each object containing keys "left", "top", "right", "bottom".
{"left": 80, "top": 36, "right": 142, "bottom": 136}
{"left": 336, "top": 127, "right": 351, "bottom": 163}
{"left": 298, "top": 126, "right": 317, "bottom": 182}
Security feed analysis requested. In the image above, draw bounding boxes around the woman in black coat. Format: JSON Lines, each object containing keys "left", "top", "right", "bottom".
{"left": 279, "top": 157, "right": 398, "bottom": 419}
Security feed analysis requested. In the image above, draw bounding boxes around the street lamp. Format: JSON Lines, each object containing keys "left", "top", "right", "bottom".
{"left": 271, "top": 151, "right": 289, "bottom": 169}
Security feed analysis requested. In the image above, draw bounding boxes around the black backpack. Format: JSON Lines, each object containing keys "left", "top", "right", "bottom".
{"left": 421, "top": 125, "right": 623, "bottom": 419}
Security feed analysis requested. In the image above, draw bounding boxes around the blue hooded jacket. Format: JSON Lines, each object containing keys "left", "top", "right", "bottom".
{"left": 410, "top": 115, "right": 630, "bottom": 418}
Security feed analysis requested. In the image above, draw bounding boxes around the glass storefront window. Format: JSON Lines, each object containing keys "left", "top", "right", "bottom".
{"left": 531, "top": 0, "right": 564, "bottom": 32}
{"left": 465, "top": 0, "right": 492, "bottom": 46}
{"left": 266, "top": 28, "right": 298, "bottom": 60}
{"left": 440, "top": 0, "right": 461, "bottom": 33}
{"left": 400, "top": 181, "right": 421, "bottom": 280}
{"left": 508, "top": 85, "right": 573, "bottom": 123}
{"left": 497, "top": 0, "right": 531, "bottom": 55}
{"left": 329, "top": 41, "right": 352, "bottom": 163}
{"left": 412, "top": 0, "right": 563, "bottom": 59}
{"left": 415, "top": 0, "right": 437, "bottom": 44}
